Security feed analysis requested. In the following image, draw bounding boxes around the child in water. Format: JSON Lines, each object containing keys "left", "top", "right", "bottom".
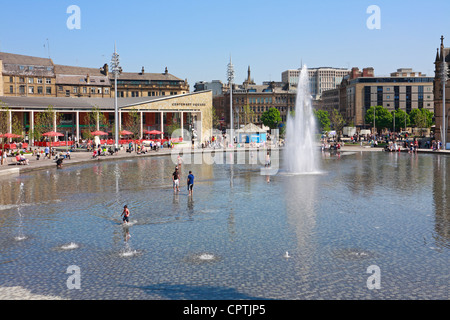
{"left": 121, "top": 205, "right": 130, "bottom": 224}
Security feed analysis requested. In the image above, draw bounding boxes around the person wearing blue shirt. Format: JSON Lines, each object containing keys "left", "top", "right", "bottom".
{"left": 187, "top": 171, "right": 194, "bottom": 196}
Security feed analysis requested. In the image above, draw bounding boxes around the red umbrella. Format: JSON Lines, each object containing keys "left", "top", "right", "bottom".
{"left": 42, "top": 131, "right": 64, "bottom": 137}
{"left": 145, "top": 130, "right": 163, "bottom": 135}
{"left": 0, "top": 133, "right": 20, "bottom": 138}
{"left": 91, "top": 130, "right": 108, "bottom": 136}
{"left": 119, "top": 130, "right": 133, "bottom": 135}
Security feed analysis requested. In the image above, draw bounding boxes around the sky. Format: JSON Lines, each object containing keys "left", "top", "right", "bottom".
{"left": 0, "top": 0, "right": 449, "bottom": 88}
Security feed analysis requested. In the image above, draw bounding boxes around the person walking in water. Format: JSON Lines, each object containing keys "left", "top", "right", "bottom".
{"left": 172, "top": 166, "right": 180, "bottom": 193}
{"left": 121, "top": 205, "right": 130, "bottom": 224}
{"left": 187, "top": 171, "right": 194, "bottom": 196}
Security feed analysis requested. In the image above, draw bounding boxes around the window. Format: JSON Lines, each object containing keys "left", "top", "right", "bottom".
{"left": 19, "top": 77, "right": 25, "bottom": 83}
{"left": 73, "top": 87, "right": 78, "bottom": 93}
{"left": 19, "top": 86, "right": 25, "bottom": 94}
{"left": 46, "top": 87, "right": 52, "bottom": 95}
{"left": 37, "top": 86, "right": 43, "bottom": 94}
{"left": 58, "top": 86, "right": 63, "bottom": 91}
{"left": 66, "top": 90, "right": 70, "bottom": 97}
{"left": 9, "top": 76, "right": 13, "bottom": 82}
{"left": 19, "top": 65, "right": 25, "bottom": 70}
{"left": 9, "top": 86, "right": 13, "bottom": 94}
{"left": 28, "top": 78, "right": 34, "bottom": 84}
{"left": 90, "top": 88, "right": 95, "bottom": 94}
{"left": 105, "top": 88, "right": 109, "bottom": 94}
{"left": 46, "top": 78, "right": 51, "bottom": 84}
{"left": 83, "top": 87, "right": 87, "bottom": 94}
{"left": 28, "top": 86, "right": 34, "bottom": 94}
{"left": 97, "top": 88, "right": 102, "bottom": 94}
{"left": 37, "top": 78, "right": 43, "bottom": 84}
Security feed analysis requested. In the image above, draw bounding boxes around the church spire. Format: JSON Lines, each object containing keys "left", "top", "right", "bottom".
{"left": 440, "top": 35, "right": 445, "bottom": 61}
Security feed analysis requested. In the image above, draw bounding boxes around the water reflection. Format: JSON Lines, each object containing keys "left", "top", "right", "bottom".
{"left": 433, "top": 155, "right": 450, "bottom": 248}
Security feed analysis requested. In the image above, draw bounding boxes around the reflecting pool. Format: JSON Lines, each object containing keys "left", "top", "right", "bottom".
{"left": 0, "top": 151, "right": 448, "bottom": 299}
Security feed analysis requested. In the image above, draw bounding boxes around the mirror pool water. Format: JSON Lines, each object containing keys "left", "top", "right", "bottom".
{"left": 0, "top": 151, "right": 448, "bottom": 299}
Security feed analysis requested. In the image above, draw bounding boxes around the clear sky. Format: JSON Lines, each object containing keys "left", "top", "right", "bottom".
{"left": 0, "top": 0, "right": 449, "bottom": 88}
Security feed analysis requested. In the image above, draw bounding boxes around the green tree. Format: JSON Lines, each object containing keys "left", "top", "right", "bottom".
{"left": 313, "top": 109, "right": 331, "bottom": 133}
{"left": 239, "top": 104, "right": 256, "bottom": 126}
{"left": 33, "top": 105, "right": 61, "bottom": 141}
{"left": 409, "top": 108, "right": 434, "bottom": 136}
{"left": 85, "top": 106, "right": 108, "bottom": 138}
{"left": 261, "top": 107, "right": 282, "bottom": 129}
{"left": 330, "top": 109, "right": 345, "bottom": 137}
{"left": 123, "top": 108, "right": 140, "bottom": 139}
{"left": 365, "top": 106, "right": 392, "bottom": 133}
{"left": 392, "top": 109, "right": 410, "bottom": 131}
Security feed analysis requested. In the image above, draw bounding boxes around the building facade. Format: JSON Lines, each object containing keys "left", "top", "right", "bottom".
{"left": 433, "top": 36, "right": 450, "bottom": 145}
{"left": 0, "top": 52, "right": 56, "bottom": 98}
{"left": 0, "top": 52, "right": 189, "bottom": 100}
{"left": 0, "top": 91, "right": 213, "bottom": 144}
{"left": 327, "top": 67, "right": 434, "bottom": 128}
{"left": 282, "top": 67, "right": 350, "bottom": 100}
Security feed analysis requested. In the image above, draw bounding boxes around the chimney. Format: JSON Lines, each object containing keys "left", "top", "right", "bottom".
{"left": 141, "top": 66, "right": 145, "bottom": 74}
{"left": 86, "top": 74, "right": 90, "bottom": 83}
{"left": 164, "top": 67, "right": 168, "bottom": 75}
{"left": 102, "top": 63, "right": 109, "bottom": 76}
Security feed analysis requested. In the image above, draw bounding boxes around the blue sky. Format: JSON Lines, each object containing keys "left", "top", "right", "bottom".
{"left": 0, "top": 0, "right": 448, "bottom": 87}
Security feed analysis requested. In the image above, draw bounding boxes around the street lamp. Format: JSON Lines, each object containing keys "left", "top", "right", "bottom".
{"left": 110, "top": 43, "right": 121, "bottom": 149}
{"left": 227, "top": 56, "right": 235, "bottom": 147}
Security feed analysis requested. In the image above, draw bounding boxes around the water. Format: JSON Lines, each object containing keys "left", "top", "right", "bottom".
{"left": 0, "top": 151, "right": 448, "bottom": 300}
{"left": 285, "top": 65, "right": 320, "bottom": 174}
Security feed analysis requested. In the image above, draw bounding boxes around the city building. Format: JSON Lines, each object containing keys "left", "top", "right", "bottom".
{"left": 55, "top": 64, "right": 112, "bottom": 98}
{"left": 0, "top": 90, "right": 213, "bottom": 144}
{"left": 0, "top": 52, "right": 190, "bottom": 99}
{"left": 282, "top": 67, "right": 350, "bottom": 99}
{"left": 433, "top": 35, "right": 450, "bottom": 145}
{"left": 323, "top": 67, "right": 434, "bottom": 129}
{"left": 0, "top": 52, "right": 56, "bottom": 97}
{"left": 113, "top": 66, "right": 189, "bottom": 98}
{"left": 213, "top": 66, "right": 297, "bottom": 129}
{"left": 194, "top": 80, "right": 227, "bottom": 97}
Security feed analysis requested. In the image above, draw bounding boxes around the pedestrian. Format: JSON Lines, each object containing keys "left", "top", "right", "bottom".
{"left": 44, "top": 146, "right": 49, "bottom": 159}
{"left": 265, "top": 152, "right": 271, "bottom": 167}
{"left": 187, "top": 171, "right": 194, "bottom": 196}
{"left": 172, "top": 166, "right": 180, "bottom": 193}
{"left": 121, "top": 205, "right": 130, "bottom": 224}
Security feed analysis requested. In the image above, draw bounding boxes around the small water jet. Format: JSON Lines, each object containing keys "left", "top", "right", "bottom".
{"left": 60, "top": 242, "right": 80, "bottom": 250}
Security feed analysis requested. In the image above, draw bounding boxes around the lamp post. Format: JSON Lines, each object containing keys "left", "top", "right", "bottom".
{"left": 110, "top": 43, "right": 121, "bottom": 149}
{"left": 227, "top": 56, "right": 235, "bottom": 147}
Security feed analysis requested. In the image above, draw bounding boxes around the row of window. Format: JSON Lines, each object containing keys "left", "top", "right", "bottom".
{"left": 8, "top": 76, "right": 52, "bottom": 84}
{"left": 10, "top": 85, "right": 52, "bottom": 95}
{"left": 236, "top": 105, "right": 294, "bottom": 113}
{"left": 117, "top": 91, "right": 180, "bottom": 98}
{"left": 234, "top": 96, "right": 297, "bottom": 104}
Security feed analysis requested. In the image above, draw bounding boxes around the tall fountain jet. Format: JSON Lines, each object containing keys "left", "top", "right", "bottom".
{"left": 285, "top": 65, "right": 320, "bottom": 174}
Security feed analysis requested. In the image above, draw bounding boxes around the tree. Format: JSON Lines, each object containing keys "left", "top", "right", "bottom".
{"left": 261, "top": 107, "right": 282, "bottom": 129}
{"left": 365, "top": 106, "right": 392, "bottom": 134}
{"left": 123, "top": 108, "right": 140, "bottom": 139}
{"left": 239, "top": 104, "right": 256, "bottom": 126}
{"left": 409, "top": 108, "right": 434, "bottom": 136}
{"left": 313, "top": 109, "right": 331, "bottom": 133}
{"left": 33, "top": 105, "right": 61, "bottom": 141}
{"left": 85, "top": 106, "right": 108, "bottom": 138}
{"left": 392, "top": 109, "right": 410, "bottom": 132}
{"left": 330, "top": 109, "right": 345, "bottom": 137}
